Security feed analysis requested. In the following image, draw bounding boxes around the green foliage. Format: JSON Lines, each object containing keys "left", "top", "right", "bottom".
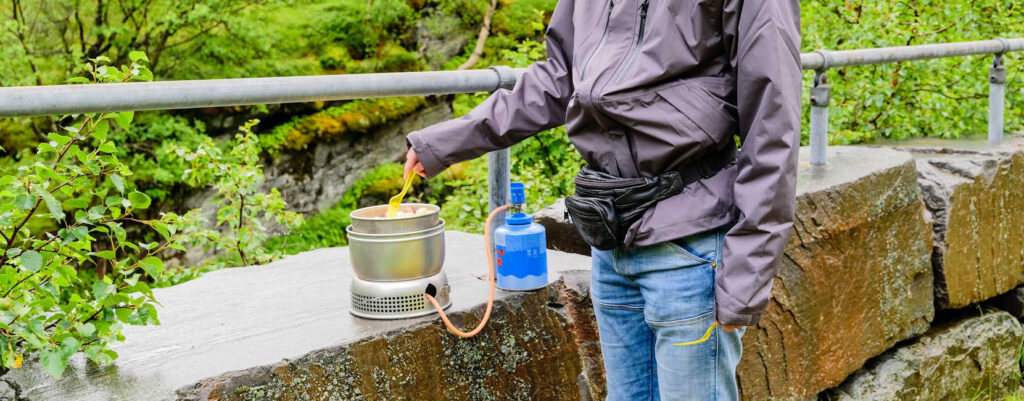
{"left": 0, "top": 55, "right": 184, "bottom": 379}
{"left": 316, "top": 0, "right": 416, "bottom": 61}
{"left": 0, "top": 0, "right": 320, "bottom": 86}
{"left": 801, "top": 0, "right": 1024, "bottom": 144}
{"left": 171, "top": 121, "right": 304, "bottom": 267}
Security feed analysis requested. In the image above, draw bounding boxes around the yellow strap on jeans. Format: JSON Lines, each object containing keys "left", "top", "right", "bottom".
{"left": 672, "top": 322, "right": 719, "bottom": 346}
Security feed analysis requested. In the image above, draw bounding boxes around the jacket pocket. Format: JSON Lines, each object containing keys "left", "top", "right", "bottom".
{"left": 656, "top": 81, "right": 738, "bottom": 146}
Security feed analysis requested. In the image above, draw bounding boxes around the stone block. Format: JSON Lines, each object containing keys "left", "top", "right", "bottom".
{"left": 3, "top": 231, "right": 593, "bottom": 401}
{"left": 555, "top": 270, "right": 604, "bottom": 401}
{"left": 823, "top": 308, "right": 1023, "bottom": 401}
{"left": 899, "top": 141, "right": 1024, "bottom": 309}
{"left": 535, "top": 198, "right": 590, "bottom": 256}
{"left": 737, "top": 146, "right": 935, "bottom": 401}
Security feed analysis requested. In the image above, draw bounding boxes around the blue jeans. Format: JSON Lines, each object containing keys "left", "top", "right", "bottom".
{"left": 590, "top": 228, "right": 745, "bottom": 401}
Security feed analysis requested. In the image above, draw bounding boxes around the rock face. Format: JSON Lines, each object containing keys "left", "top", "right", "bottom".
{"left": 181, "top": 284, "right": 583, "bottom": 401}
{"left": 737, "top": 147, "right": 935, "bottom": 401}
{"left": 261, "top": 103, "right": 453, "bottom": 215}
{"left": 906, "top": 146, "right": 1024, "bottom": 309}
{"left": 535, "top": 199, "right": 591, "bottom": 256}
{"left": 176, "top": 102, "right": 453, "bottom": 266}
{"left": 823, "top": 309, "right": 1023, "bottom": 401}
{"left": 556, "top": 270, "right": 604, "bottom": 401}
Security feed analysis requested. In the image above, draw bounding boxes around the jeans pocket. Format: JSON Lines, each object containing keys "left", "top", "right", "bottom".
{"left": 665, "top": 229, "right": 721, "bottom": 265}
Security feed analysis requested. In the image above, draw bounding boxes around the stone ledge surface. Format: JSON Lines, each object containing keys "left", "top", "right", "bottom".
{"left": 823, "top": 308, "right": 1023, "bottom": 401}
{"left": 4, "top": 231, "right": 590, "bottom": 401}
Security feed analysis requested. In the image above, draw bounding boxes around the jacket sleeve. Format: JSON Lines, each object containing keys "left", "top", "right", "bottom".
{"left": 406, "top": 0, "right": 575, "bottom": 178}
{"left": 716, "top": 0, "right": 802, "bottom": 326}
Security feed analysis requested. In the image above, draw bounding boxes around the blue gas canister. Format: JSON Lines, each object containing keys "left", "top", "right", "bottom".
{"left": 494, "top": 183, "right": 548, "bottom": 291}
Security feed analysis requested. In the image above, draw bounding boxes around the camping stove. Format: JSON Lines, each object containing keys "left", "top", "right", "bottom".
{"left": 346, "top": 203, "right": 452, "bottom": 320}
{"left": 350, "top": 272, "right": 451, "bottom": 319}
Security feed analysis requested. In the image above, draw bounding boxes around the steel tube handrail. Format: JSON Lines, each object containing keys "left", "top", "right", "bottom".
{"left": 0, "top": 39, "right": 1020, "bottom": 118}
{"left": 800, "top": 38, "right": 1024, "bottom": 71}
{"left": 0, "top": 67, "right": 526, "bottom": 118}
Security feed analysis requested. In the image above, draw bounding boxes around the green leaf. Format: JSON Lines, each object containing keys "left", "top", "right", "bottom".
{"left": 19, "top": 251, "right": 42, "bottom": 272}
{"left": 69, "top": 226, "right": 91, "bottom": 242}
{"left": 36, "top": 190, "right": 64, "bottom": 220}
{"left": 48, "top": 133, "right": 72, "bottom": 146}
{"left": 65, "top": 77, "right": 90, "bottom": 84}
{"left": 88, "top": 206, "right": 105, "bottom": 220}
{"left": 14, "top": 194, "right": 36, "bottom": 210}
{"left": 41, "top": 348, "right": 67, "bottom": 379}
{"left": 92, "top": 280, "right": 113, "bottom": 301}
{"left": 76, "top": 322, "right": 96, "bottom": 337}
{"left": 41, "top": 337, "right": 81, "bottom": 379}
{"left": 110, "top": 174, "right": 125, "bottom": 193}
{"left": 98, "top": 142, "right": 117, "bottom": 153}
{"left": 151, "top": 222, "right": 170, "bottom": 240}
{"left": 140, "top": 257, "right": 164, "bottom": 278}
{"left": 128, "top": 191, "right": 151, "bottom": 210}
{"left": 128, "top": 51, "right": 149, "bottom": 63}
{"left": 92, "top": 119, "right": 109, "bottom": 142}
{"left": 93, "top": 250, "right": 116, "bottom": 260}
{"left": 64, "top": 198, "right": 89, "bottom": 209}
{"left": 114, "top": 111, "right": 134, "bottom": 130}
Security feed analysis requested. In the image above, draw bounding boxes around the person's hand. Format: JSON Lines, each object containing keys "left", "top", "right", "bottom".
{"left": 717, "top": 322, "right": 744, "bottom": 332}
{"left": 404, "top": 147, "right": 426, "bottom": 180}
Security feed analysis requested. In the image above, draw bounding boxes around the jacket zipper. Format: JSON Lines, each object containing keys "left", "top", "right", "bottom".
{"left": 579, "top": 0, "right": 614, "bottom": 81}
{"left": 613, "top": 0, "right": 650, "bottom": 84}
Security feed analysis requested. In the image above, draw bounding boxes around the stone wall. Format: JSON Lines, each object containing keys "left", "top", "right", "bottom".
{"left": 539, "top": 140, "right": 1024, "bottom": 400}
{"left": 7, "top": 141, "right": 1024, "bottom": 401}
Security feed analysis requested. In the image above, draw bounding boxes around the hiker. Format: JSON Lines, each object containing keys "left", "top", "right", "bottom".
{"left": 403, "top": 0, "right": 801, "bottom": 399}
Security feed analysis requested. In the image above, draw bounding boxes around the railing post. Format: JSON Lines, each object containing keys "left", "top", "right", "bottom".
{"left": 486, "top": 66, "right": 517, "bottom": 237}
{"left": 988, "top": 51, "right": 1007, "bottom": 146}
{"left": 809, "top": 69, "right": 830, "bottom": 166}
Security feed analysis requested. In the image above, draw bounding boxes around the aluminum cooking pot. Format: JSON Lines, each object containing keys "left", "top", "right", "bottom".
{"left": 346, "top": 220, "right": 445, "bottom": 281}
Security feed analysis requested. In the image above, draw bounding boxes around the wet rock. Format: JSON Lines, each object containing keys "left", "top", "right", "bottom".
{"left": 181, "top": 285, "right": 583, "bottom": 401}
{"left": 737, "top": 146, "right": 935, "bottom": 401}
{"left": 899, "top": 141, "right": 1024, "bottom": 309}
{"left": 535, "top": 199, "right": 590, "bottom": 256}
{"left": 556, "top": 270, "right": 604, "bottom": 401}
{"left": 3, "top": 231, "right": 591, "bottom": 401}
{"left": 823, "top": 308, "right": 1023, "bottom": 401}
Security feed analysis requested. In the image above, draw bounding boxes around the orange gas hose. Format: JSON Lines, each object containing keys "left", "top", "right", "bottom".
{"left": 425, "top": 204, "right": 510, "bottom": 338}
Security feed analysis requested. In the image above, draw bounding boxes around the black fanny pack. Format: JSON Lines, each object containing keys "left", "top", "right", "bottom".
{"left": 564, "top": 146, "right": 737, "bottom": 250}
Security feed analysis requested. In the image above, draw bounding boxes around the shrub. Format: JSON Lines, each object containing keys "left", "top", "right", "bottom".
{"left": 171, "top": 120, "right": 304, "bottom": 267}
{"left": 0, "top": 53, "right": 185, "bottom": 379}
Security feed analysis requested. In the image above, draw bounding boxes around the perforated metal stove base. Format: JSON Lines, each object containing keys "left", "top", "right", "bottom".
{"left": 350, "top": 272, "right": 451, "bottom": 320}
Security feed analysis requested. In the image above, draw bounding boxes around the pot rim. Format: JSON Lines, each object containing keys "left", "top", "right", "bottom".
{"left": 346, "top": 219, "right": 446, "bottom": 240}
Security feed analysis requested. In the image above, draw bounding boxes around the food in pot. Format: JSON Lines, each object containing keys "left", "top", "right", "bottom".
{"left": 371, "top": 206, "right": 432, "bottom": 218}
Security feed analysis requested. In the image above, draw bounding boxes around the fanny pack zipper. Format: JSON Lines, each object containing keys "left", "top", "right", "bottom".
{"left": 579, "top": 0, "right": 613, "bottom": 81}
{"left": 613, "top": 0, "right": 649, "bottom": 84}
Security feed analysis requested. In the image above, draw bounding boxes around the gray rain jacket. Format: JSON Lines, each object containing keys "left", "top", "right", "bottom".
{"left": 407, "top": 0, "right": 802, "bottom": 325}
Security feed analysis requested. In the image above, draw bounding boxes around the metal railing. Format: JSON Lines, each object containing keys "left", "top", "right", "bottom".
{"left": 802, "top": 38, "right": 1024, "bottom": 165}
{"left": 0, "top": 39, "right": 1022, "bottom": 209}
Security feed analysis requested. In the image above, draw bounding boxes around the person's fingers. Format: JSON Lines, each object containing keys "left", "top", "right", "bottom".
{"left": 403, "top": 148, "right": 418, "bottom": 180}
{"left": 414, "top": 164, "right": 426, "bottom": 177}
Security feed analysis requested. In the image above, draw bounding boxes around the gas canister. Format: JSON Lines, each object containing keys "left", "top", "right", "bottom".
{"left": 493, "top": 183, "right": 548, "bottom": 291}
